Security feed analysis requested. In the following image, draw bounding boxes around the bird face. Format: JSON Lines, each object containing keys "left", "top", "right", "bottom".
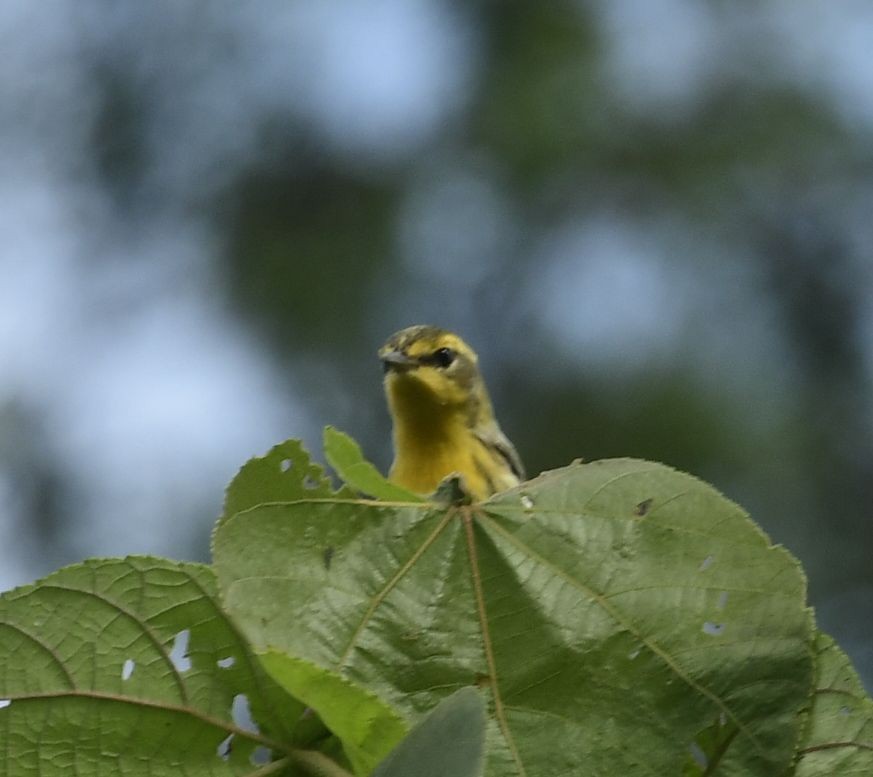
{"left": 379, "top": 325, "right": 479, "bottom": 409}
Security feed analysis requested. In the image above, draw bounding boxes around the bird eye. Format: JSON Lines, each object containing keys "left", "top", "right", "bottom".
{"left": 432, "top": 347, "right": 456, "bottom": 368}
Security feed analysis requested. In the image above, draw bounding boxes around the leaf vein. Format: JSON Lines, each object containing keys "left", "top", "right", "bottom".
{"left": 334, "top": 509, "right": 456, "bottom": 670}
{"left": 0, "top": 621, "right": 77, "bottom": 689}
{"left": 38, "top": 584, "right": 189, "bottom": 705}
{"left": 478, "top": 514, "right": 766, "bottom": 755}
{"left": 464, "top": 508, "right": 527, "bottom": 777}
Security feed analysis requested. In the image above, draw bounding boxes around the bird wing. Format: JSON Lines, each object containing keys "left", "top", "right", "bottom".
{"left": 475, "top": 423, "right": 526, "bottom": 481}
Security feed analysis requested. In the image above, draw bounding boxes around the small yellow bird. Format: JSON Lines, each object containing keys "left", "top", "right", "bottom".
{"left": 379, "top": 325, "right": 524, "bottom": 500}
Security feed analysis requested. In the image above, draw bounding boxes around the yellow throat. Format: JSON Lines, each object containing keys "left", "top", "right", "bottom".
{"left": 379, "top": 325, "right": 524, "bottom": 500}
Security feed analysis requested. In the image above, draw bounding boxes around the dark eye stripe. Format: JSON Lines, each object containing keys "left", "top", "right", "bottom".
{"left": 420, "top": 347, "right": 456, "bottom": 368}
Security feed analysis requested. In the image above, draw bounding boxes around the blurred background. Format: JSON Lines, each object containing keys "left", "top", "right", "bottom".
{"left": 2, "top": 2, "right": 872, "bottom": 689}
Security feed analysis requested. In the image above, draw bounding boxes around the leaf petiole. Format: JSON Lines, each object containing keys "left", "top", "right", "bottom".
{"left": 288, "top": 749, "right": 356, "bottom": 777}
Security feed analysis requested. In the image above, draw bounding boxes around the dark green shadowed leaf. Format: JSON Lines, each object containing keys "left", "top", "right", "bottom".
{"left": 792, "top": 631, "right": 873, "bottom": 776}
{"left": 323, "top": 426, "right": 423, "bottom": 503}
{"left": 259, "top": 651, "right": 407, "bottom": 776}
{"left": 213, "top": 456, "right": 814, "bottom": 776}
{"left": 372, "top": 687, "right": 486, "bottom": 777}
{"left": 0, "top": 557, "right": 304, "bottom": 776}
{"left": 432, "top": 473, "right": 474, "bottom": 506}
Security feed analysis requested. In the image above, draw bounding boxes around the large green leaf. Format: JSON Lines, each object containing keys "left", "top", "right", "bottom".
{"left": 213, "top": 457, "right": 815, "bottom": 776}
{"left": 792, "top": 631, "right": 873, "bottom": 776}
{"left": 0, "top": 557, "right": 305, "bottom": 776}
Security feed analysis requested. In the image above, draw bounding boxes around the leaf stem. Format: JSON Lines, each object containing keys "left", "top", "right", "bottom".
{"left": 288, "top": 749, "right": 357, "bottom": 777}
{"left": 248, "top": 757, "right": 294, "bottom": 776}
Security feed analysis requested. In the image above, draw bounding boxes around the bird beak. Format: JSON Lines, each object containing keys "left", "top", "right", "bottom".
{"left": 380, "top": 349, "right": 416, "bottom": 373}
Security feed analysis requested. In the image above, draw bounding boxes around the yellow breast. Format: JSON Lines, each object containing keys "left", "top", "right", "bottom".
{"left": 388, "top": 422, "right": 497, "bottom": 500}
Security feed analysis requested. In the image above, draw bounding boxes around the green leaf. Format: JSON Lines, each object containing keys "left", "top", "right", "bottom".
{"left": 372, "top": 687, "right": 486, "bottom": 777}
{"left": 792, "top": 631, "right": 873, "bottom": 776}
{"left": 213, "top": 457, "right": 814, "bottom": 776}
{"left": 259, "top": 652, "right": 407, "bottom": 776}
{"left": 323, "top": 426, "right": 423, "bottom": 502}
{"left": 219, "top": 438, "right": 352, "bottom": 529}
{"left": 0, "top": 557, "right": 305, "bottom": 776}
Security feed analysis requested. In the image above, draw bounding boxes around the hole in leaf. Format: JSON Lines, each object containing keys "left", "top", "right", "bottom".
{"left": 217, "top": 656, "right": 235, "bottom": 669}
{"left": 719, "top": 711, "right": 727, "bottom": 726}
{"left": 628, "top": 648, "right": 641, "bottom": 660}
{"left": 170, "top": 629, "right": 192, "bottom": 672}
{"left": 232, "top": 694, "right": 259, "bottom": 733}
{"left": 520, "top": 494, "right": 534, "bottom": 510}
{"left": 839, "top": 705, "right": 851, "bottom": 716}
{"left": 280, "top": 458, "right": 293, "bottom": 472}
{"left": 217, "top": 734, "right": 233, "bottom": 761}
{"left": 702, "top": 622, "right": 725, "bottom": 636}
{"left": 0, "top": 700, "right": 10, "bottom": 709}
{"left": 251, "top": 747, "right": 272, "bottom": 765}
{"left": 698, "top": 555, "right": 714, "bottom": 571}
{"left": 304, "top": 475, "right": 319, "bottom": 488}
{"left": 121, "top": 658, "right": 135, "bottom": 680}
{"left": 717, "top": 591, "right": 729, "bottom": 610}
{"left": 688, "top": 742, "right": 708, "bottom": 769}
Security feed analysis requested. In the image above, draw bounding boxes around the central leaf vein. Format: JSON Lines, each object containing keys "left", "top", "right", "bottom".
{"left": 334, "top": 509, "right": 456, "bottom": 671}
{"left": 465, "top": 507, "right": 528, "bottom": 777}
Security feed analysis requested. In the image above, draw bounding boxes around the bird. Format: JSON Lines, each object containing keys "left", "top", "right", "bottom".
{"left": 379, "top": 325, "right": 524, "bottom": 500}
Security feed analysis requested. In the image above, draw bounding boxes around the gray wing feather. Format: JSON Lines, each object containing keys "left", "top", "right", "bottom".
{"left": 475, "top": 424, "right": 526, "bottom": 481}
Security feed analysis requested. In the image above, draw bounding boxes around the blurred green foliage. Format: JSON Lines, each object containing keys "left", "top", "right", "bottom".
{"left": 2, "top": 2, "right": 870, "bottom": 688}
{"left": 216, "top": 4, "right": 871, "bottom": 686}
